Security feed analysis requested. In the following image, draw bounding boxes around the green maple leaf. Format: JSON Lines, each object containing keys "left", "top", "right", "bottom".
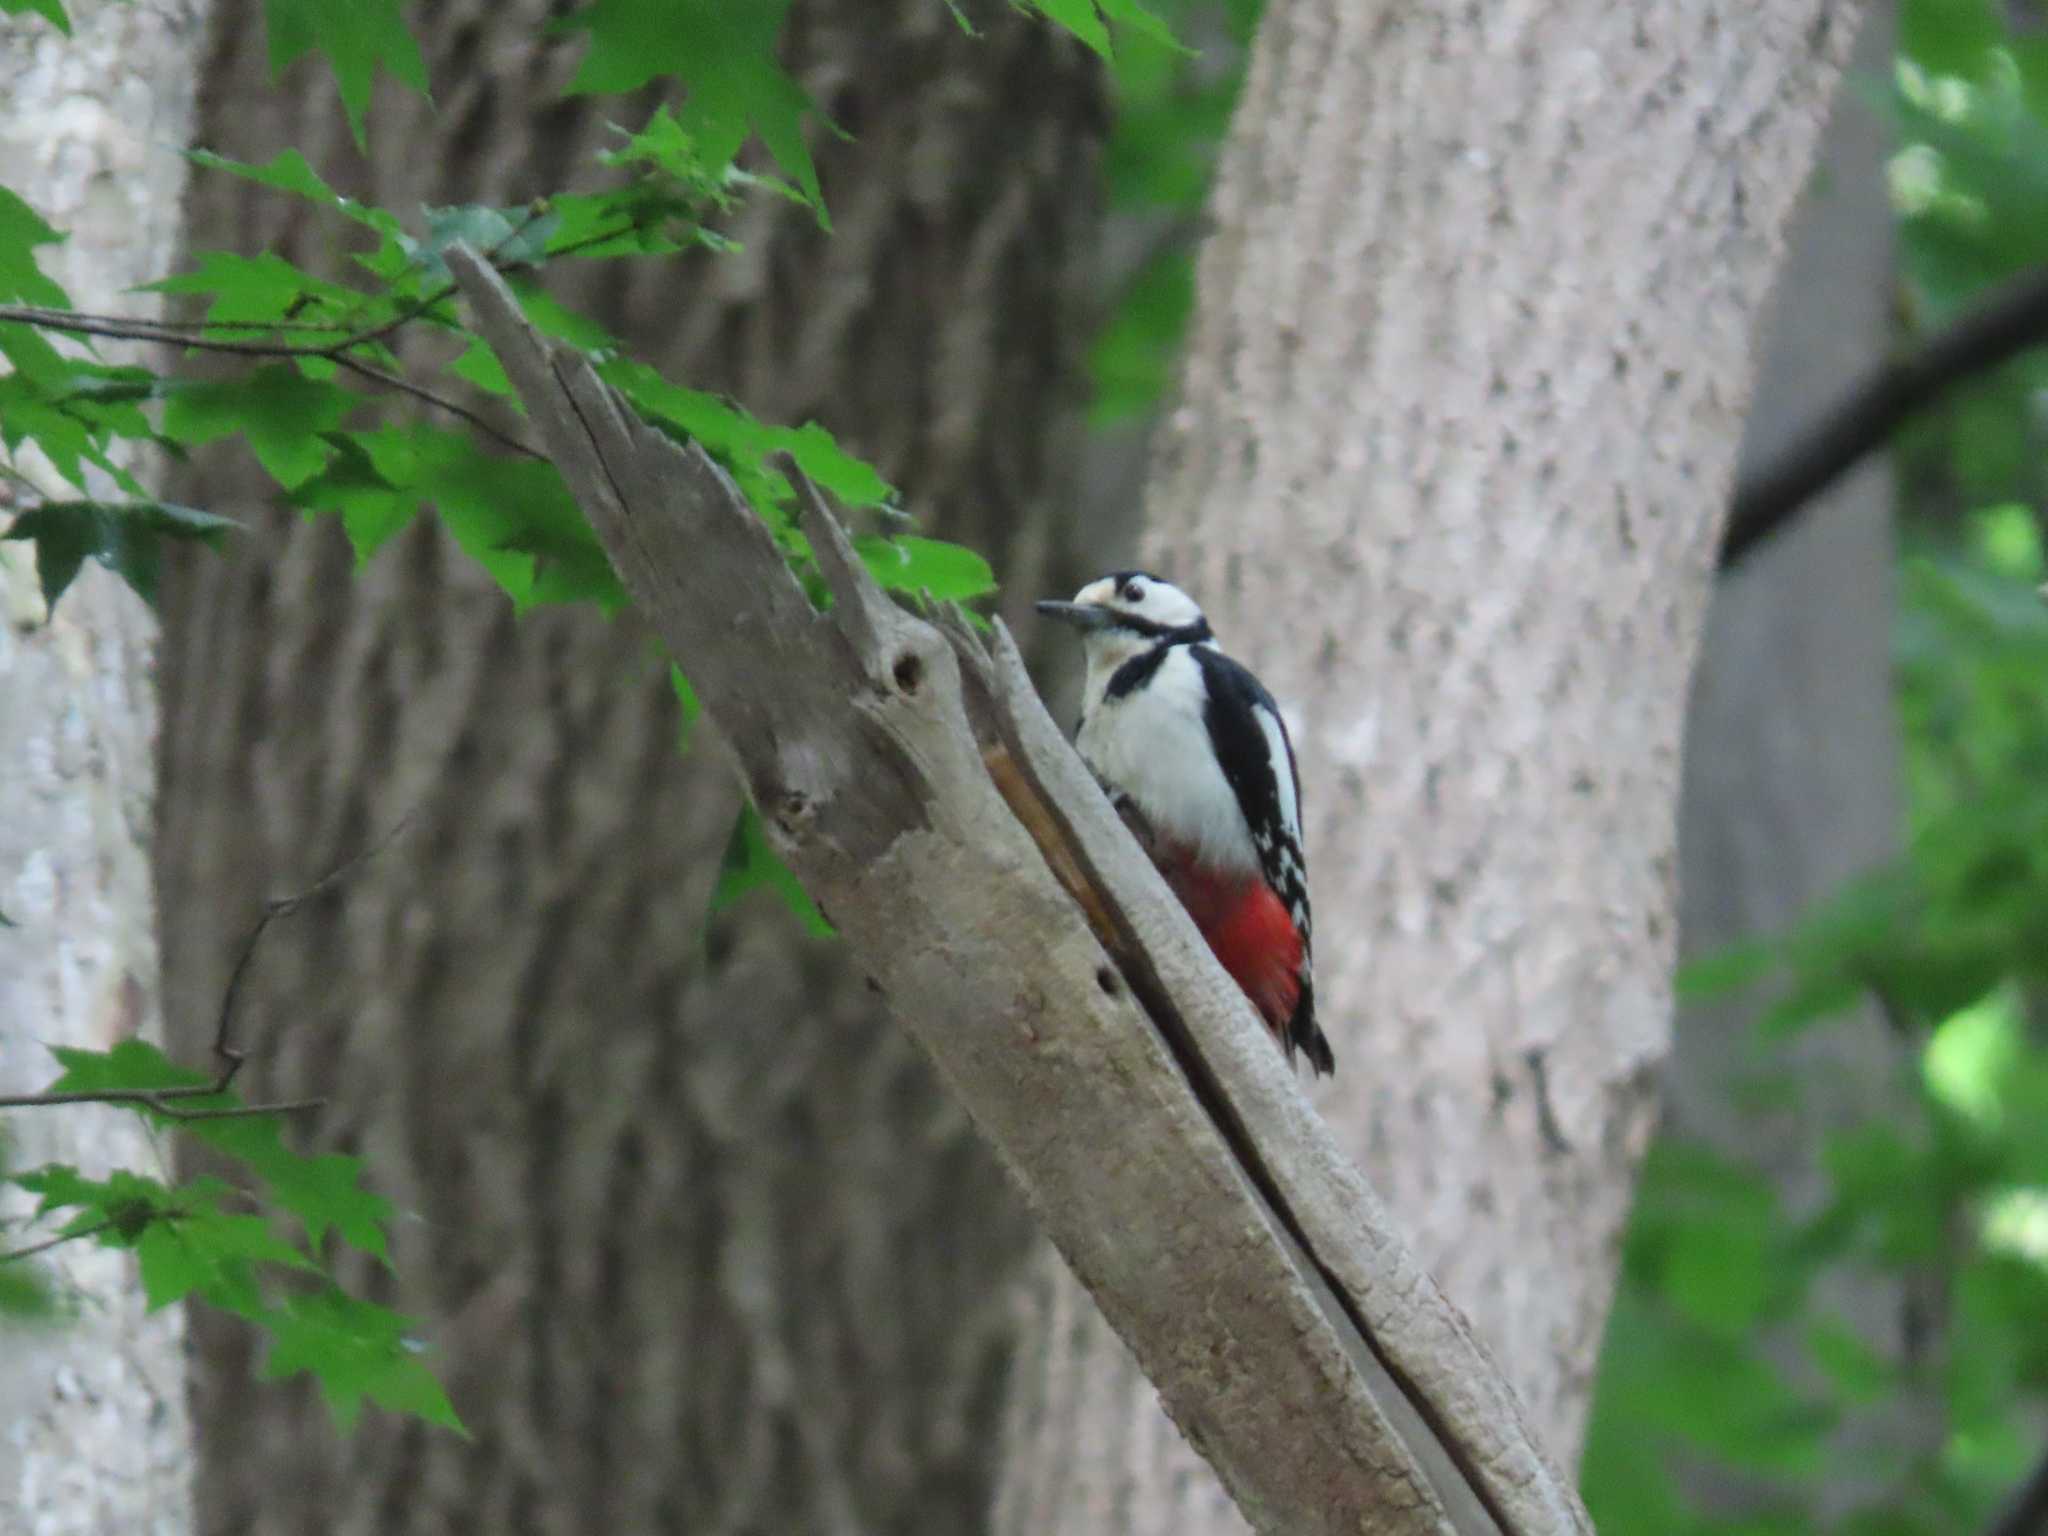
{"left": 184, "top": 149, "right": 403, "bottom": 237}
{"left": 143, "top": 250, "right": 368, "bottom": 332}
{"left": 601, "top": 360, "right": 894, "bottom": 518}
{"left": 36, "top": 1042, "right": 396, "bottom": 1263}
{"left": 11, "top": 1166, "right": 175, "bottom": 1244}
{"left": 294, "top": 423, "right": 623, "bottom": 611}
{"left": 161, "top": 364, "right": 352, "bottom": 490}
{"left": 264, "top": 1153, "right": 394, "bottom": 1264}
{"left": 711, "top": 804, "right": 832, "bottom": 938}
{"left": 854, "top": 534, "right": 996, "bottom": 602}
{"left": 258, "top": 1288, "right": 464, "bottom": 1434}
{"left": 135, "top": 1185, "right": 316, "bottom": 1315}
{"left": 290, "top": 431, "right": 417, "bottom": 562}
{"left": 0, "top": 0, "right": 70, "bottom": 30}
{"left": 0, "top": 184, "right": 69, "bottom": 306}
{"left": 262, "top": 0, "right": 431, "bottom": 150}
{"left": 556, "top": 0, "right": 824, "bottom": 213}
{"left": 1031, "top": 0, "right": 1111, "bottom": 56}
{"left": 1022, "top": 0, "right": 1180, "bottom": 58}
{"left": 2, "top": 499, "right": 238, "bottom": 610}
{"left": 43, "top": 1039, "right": 205, "bottom": 1096}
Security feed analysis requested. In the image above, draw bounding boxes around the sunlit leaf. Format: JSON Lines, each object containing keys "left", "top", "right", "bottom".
{"left": 854, "top": 534, "right": 996, "bottom": 600}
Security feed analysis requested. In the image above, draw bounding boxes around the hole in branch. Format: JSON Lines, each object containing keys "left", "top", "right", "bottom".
{"left": 893, "top": 652, "right": 923, "bottom": 695}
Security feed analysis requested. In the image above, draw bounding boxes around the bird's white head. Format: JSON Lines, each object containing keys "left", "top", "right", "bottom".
{"left": 1034, "top": 571, "right": 1211, "bottom": 674}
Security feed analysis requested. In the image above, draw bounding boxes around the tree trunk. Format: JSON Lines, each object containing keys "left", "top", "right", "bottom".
{"left": 156, "top": 5, "right": 1104, "bottom": 1534}
{"left": 1667, "top": 4, "right": 1939, "bottom": 1517}
{"left": 0, "top": 2, "right": 208, "bottom": 1531}
{"left": 996, "top": 0, "right": 1862, "bottom": 1526}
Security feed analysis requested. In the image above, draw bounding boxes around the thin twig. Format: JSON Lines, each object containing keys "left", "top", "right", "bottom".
{"left": 297, "top": 202, "right": 554, "bottom": 355}
{"left": 10, "top": 307, "right": 376, "bottom": 336}
{"left": 329, "top": 283, "right": 459, "bottom": 355}
{"left": 1722, "top": 263, "right": 2048, "bottom": 569}
{"left": 0, "top": 200, "right": 564, "bottom": 355}
{"left": 320, "top": 209, "right": 652, "bottom": 356}
{"left": 206, "top": 811, "right": 416, "bottom": 1087}
{"left": 0, "top": 209, "right": 584, "bottom": 461}
{"left": 0, "top": 816, "right": 412, "bottom": 1117}
{"left": 0, "top": 1219, "right": 114, "bottom": 1265}
{"left": 0, "top": 308, "right": 543, "bottom": 459}
{"left": 0, "top": 212, "right": 643, "bottom": 358}
{"left": 152, "top": 1097, "right": 327, "bottom": 1121}
{"left": 0, "top": 307, "right": 302, "bottom": 356}
{"left": 538, "top": 220, "right": 648, "bottom": 262}
{"left": 0, "top": 1087, "right": 326, "bottom": 1117}
{"left": 328, "top": 350, "right": 542, "bottom": 459}
{"left": 1, "top": 1085, "right": 220, "bottom": 1108}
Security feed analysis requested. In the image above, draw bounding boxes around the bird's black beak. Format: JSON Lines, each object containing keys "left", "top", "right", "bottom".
{"left": 1035, "top": 599, "right": 1112, "bottom": 631}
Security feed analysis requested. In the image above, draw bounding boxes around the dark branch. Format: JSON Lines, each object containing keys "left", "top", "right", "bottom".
{"left": 326, "top": 350, "right": 541, "bottom": 459}
{"left": 0, "top": 306, "right": 323, "bottom": 356}
{"left": 0, "top": 1087, "right": 324, "bottom": 1117}
{"left": 205, "top": 812, "right": 414, "bottom": 1088}
{"left": 0, "top": 306, "right": 543, "bottom": 460}
{"left": 0, "top": 817, "right": 409, "bottom": 1117}
{"left": 0, "top": 209, "right": 566, "bottom": 460}
{"left": 0, "top": 1219, "right": 114, "bottom": 1265}
{"left": 1721, "top": 264, "right": 2048, "bottom": 569}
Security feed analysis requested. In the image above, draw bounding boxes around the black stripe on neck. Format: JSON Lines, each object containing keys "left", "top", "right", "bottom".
{"left": 1103, "top": 621, "right": 1210, "bottom": 700}
{"left": 1115, "top": 614, "right": 1212, "bottom": 644}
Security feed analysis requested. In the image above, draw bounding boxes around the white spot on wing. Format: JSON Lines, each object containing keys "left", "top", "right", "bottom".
{"left": 1253, "top": 701, "right": 1301, "bottom": 852}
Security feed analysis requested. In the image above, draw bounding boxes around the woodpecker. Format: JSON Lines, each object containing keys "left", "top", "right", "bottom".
{"left": 1037, "top": 572, "right": 1334, "bottom": 1076}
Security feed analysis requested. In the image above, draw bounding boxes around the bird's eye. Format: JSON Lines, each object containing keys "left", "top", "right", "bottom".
{"left": 1120, "top": 580, "right": 1144, "bottom": 603}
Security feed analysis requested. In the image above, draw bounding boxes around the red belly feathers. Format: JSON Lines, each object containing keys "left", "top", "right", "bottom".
{"left": 1159, "top": 855, "right": 1303, "bottom": 1037}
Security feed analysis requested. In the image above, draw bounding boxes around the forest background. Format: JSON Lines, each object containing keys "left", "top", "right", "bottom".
{"left": 2, "top": 1, "right": 2047, "bottom": 1534}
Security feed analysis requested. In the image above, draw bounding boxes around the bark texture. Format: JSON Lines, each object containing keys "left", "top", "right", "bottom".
{"left": 1670, "top": 5, "right": 1938, "bottom": 1517}
{"left": 0, "top": 2, "right": 208, "bottom": 1531}
{"left": 156, "top": 6, "right": 1103, "bottom": 1534}
{"left": 996, "top": 1, "right": 1865, "bottom": 1524}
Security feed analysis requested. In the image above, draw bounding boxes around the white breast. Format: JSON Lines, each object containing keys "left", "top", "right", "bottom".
{"left": 1076, "top": 645, "right": 1260, "bottom": 876}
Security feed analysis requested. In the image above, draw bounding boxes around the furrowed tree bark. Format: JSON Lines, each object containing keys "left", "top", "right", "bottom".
{"left": 156, "top": 6, "right": 1102, "bottom": 1533}
{"left": 0, "top": 2, "right": 208, "bottom": 1531}
{"left": 995, "top": 1, "right": 1866, "bottom": 1524}
{"left": 449, "top": 242, "right": 1594, "bottom": 1536}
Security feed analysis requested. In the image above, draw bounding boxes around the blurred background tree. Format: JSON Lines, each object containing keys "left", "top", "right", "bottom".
{"left": 1098, "top": 1, "right": 2048, "bottom": 1532}
{"left": 1604, "top": 0, "right": 2048, "bottom": 1528}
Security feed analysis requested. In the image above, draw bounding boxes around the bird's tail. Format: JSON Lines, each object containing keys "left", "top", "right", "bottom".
{"left": 1287, "top": 978, "right": 1335, "bottom": 1078}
